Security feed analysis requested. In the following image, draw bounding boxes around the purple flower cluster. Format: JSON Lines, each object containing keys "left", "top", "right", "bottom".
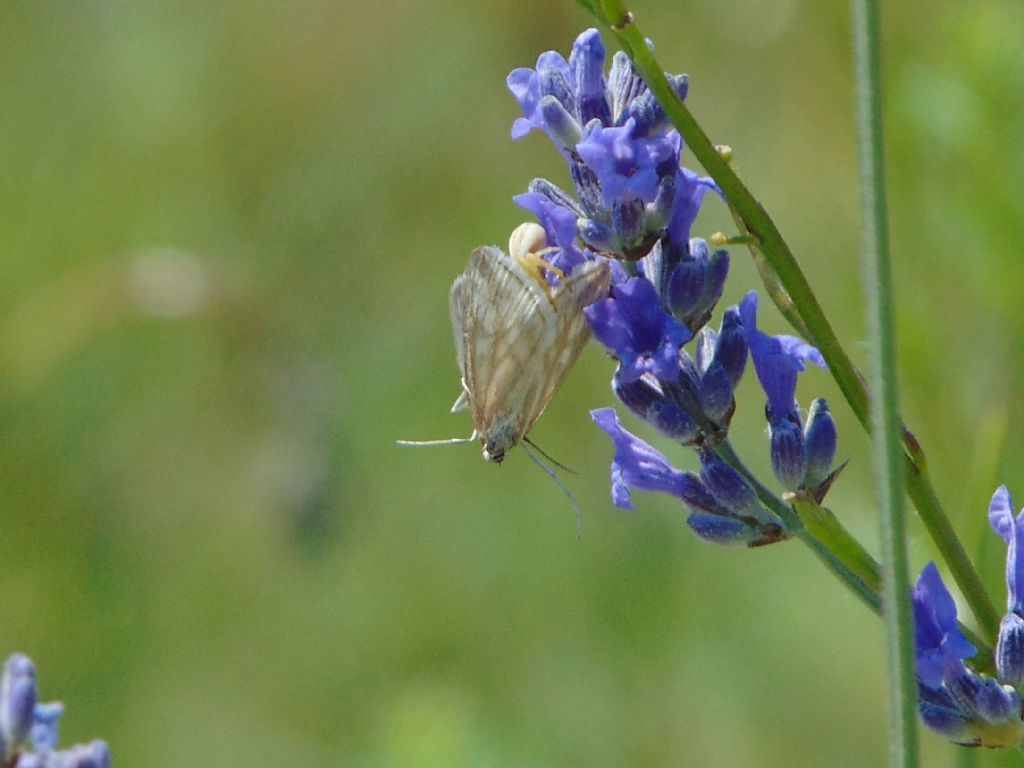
{"left": 739, "top": 292, "right": 836, "bottom": 496}
{"left": 508, "top": 28, "right": 717, "bottom": 263}
{"left": 0, "top": 653, "right": 110, "bottom": 767}
{"left": 910, "top": 487, "right": 1024, "bottom": 747}
{"left": 591, "top": 409, "right": 784, "bottom": 546}
{"left": 506, "top": 25, "right": 1024, "bottom": 754}
{"left": 507, "top": 30, "right": 839, "bottom": 547}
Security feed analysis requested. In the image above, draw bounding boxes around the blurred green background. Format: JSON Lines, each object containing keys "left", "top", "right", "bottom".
{"left": 1, "top": 1, "right": 1022, "bottom": 765}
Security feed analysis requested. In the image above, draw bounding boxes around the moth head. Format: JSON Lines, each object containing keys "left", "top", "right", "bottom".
{"left": 481, "top": 423, "right": 519, "bottom": 464}
{"left": 482, "top": 443, "right": 506, "bottom": 463}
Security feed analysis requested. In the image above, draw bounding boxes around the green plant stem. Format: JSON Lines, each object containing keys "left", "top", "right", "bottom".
{"left": 853, "top": 0, "right": 919, "bottom": 762}
{"left": 716, "top": 441, "right": 881, "bottom": 612}
{"left": 582, "top": 0, "right": 1000, "bottom": 645}
{"left": 716, "top": 441, "right": 992, "bottom": 666}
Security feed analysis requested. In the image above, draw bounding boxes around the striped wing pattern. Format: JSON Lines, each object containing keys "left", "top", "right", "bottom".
{"left": 450, "top": 246, "right": 611, "bottom": 462}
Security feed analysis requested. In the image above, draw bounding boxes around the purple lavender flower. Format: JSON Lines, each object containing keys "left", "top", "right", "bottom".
{"left": 912, "top": 563, "right": 976, "bottom": 688}
{"left": 591, "top": 408, "right": 785, "bottom": 545}
{"left": 689, "top": 305, "right": 747, "bottom": 425}
{"left": 667, "top": 168, "right": 718, "bottom": 248}
{"left": 513, "top": 188, "right": 579, "bottom": 251}
{"left": 911, "top": 564, "right": 1024, "bottom": 747}
{"left": 739, "top": 291, "right": 825, "bottom": 420}
{"left": 989, "top": 486, "right": 1024, "bottom": 614}
{"left": 591, "top": 407, "right": 705, "bottom": 511}
{"left": 990, "top": 486, "right": 1024, "bottom": 687}
{"left": 508, "top": 28, "right": 684, "bottom": 155}
{"left": 613, "top": 372, "right": 700, "bottom": 445}
{"left": 508, "top": 29, "right": 715, "bottom": 262}
{"left": 576, "top": 119, "right": 679, "bottom": 206}
{"left": 738, "top": 291, "right": 839, "bottom": 495}
{"left": 635, "top": 236, "right": 729, "bottom": 337}
{"left": 30, "top": 701, "right": 63, "bottom": 752}
{"left": 0, "top": 653, "right": 36, "bottom": 750}
{"left": 585, "top": 276, "right": 692, "bottom": 384}
{"left": 0, "top": 653, "right": 111, "bottom": 767}
{"left": 593, "top": 284, "right": 747, "bottom": 449}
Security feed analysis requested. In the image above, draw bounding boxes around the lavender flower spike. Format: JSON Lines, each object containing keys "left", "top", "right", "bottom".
{"left": 911, "top": 564, "right": 1024, "bottom": 747}
{"left": 0, "top": 653, "right": 111, "bottom": 767}
{"left": 989, "top": 486, "right": 1024, "bottom": 687}
{"left": 508, "top": 28, "right": 713, "bottom": 262}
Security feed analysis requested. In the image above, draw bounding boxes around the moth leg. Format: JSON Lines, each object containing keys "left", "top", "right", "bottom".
{"left": 450, "top": 382, "right": 470, "bottom": 413}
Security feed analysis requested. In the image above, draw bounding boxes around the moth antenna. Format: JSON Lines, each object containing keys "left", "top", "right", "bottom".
{"left": 522, "top": 440, "right": 583, "bottom": 540}
{"left": 397, "top": 431, "right": 478, "bottom": 448}
{"left": 523, "top": 436, "right": 577, "bottom": 475}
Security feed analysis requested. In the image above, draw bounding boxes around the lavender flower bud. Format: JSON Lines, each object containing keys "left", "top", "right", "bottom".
{"left": 610, "top": 196, "right": 647, "bottom": 251}
{"left": 997, "top": 612, "right": 1024, "bottom": 688}
{"left": 627, "top": 74, "right": 690, "bottom": 137}
{"left": 536, "top": 52, "right": 575, "bottom": 115}
{"left": 696, "top": 362, "right": 734, "bottom": 425}
{"left": 803, "top": 398, "right": 837, "bottom": 489}
{"left": 644, "top": 175, "right": 676, "bottom": 233}
{"left": 30, "top": 700, "right": 63, "bottom": 752}
{"left": 699, "top": 451, "right": 782, "bottom": 530}
{"left": 613, "top": 373, "right": 699, "bottom": 444}
{"left": 686, "top": 511, "right": 760, "bottom": 546}
{"left": 569, "top": 28, "right": 610, "bottom": 124}
{"left": 769, "top": 416, "right": 807, "bottom": 491}
{"left": 666, "top": 258, "right": 703, "bottom": 321}
{"left": 0, "top": 654, "right": 37, "bottom": 749}
{"left": 917, "top": 685, "right": 975, "bottom": 745}
{"left": 946, "top": 672, "right": 1020, "bottom": 725}
{"left": 989, "top": 485, "right": 1024, "bottom": 615}
{"left": 713, "top": 307, "right": 747, "bottom": 387}
{"left": 660, "top": 240, "right": 730, "bottom": 332}
{"left": 607, "top": 51, "right": 644, "bottom": 123}
{"left": 62, "top": 739, "right": 112, "bottom": 768}
{"left": 539, "top": 96, "right": 583, "bottom": 148}
{"left": 569, "top": 162, "right": 605, "bottom": 219}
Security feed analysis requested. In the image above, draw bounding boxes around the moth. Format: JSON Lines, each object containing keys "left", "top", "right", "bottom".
{"left": 400, "top": 222, "right": 611, "bottom": 463}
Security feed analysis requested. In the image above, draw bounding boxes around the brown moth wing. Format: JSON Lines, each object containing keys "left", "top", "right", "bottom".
{"left": 449, "top": 246, "right": 611, "bottom": 460}
{"left": 517, "top": 258, "right": 611, "bottom": 437}
{"left": 450, "top": 246, "right": 553, "bottom": 451}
